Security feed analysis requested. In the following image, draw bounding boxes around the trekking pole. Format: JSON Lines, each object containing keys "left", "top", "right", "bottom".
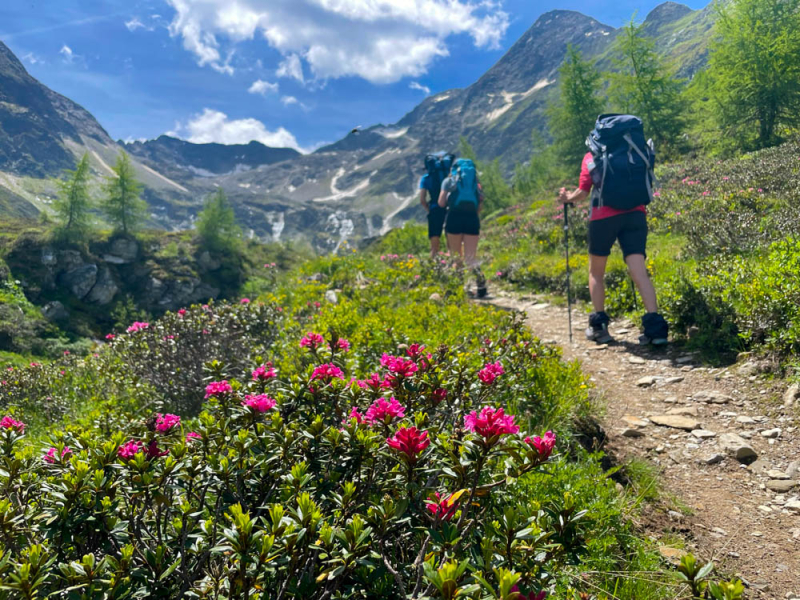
{"left": 563, "top": 203, "right": 573, "bottom": 344}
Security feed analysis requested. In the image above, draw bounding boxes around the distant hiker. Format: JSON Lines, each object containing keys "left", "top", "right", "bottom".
{"left": 439, "top": 158, "right": 487, "bottom": 298}
{"left": 557, "top": 114, "right": 669, "bottom": 346}
{"left": 420, "top": 152, "right": 455, "bottom": 257}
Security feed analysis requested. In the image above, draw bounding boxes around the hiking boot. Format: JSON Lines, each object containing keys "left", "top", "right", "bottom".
{"left": 586, "top": 311, "right": 614, "bottom": 344}
{"left": 474, "top": 268, "right": 488, "bottom": 299}
{"left": 640, "top": 312, "right": 669, "bottom": 346}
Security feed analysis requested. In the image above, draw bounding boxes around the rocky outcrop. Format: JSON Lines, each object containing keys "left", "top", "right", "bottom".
{"left": 58, "top": 264, "right": 97, "bottom": 299}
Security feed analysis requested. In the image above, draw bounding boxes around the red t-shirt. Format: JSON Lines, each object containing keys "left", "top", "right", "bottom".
{"left": 579, "top": 152, "right": 647, "bottom": 221}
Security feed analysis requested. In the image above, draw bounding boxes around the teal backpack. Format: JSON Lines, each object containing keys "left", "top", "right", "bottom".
{"left": 450, "top": 158, "right": 479, "bottom": 209}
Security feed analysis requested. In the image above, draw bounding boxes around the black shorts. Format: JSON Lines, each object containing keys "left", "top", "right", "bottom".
{"left": 427, "top": 207, "right": 446, "bottom": 238}
{"left": 445, "top": 209, "right": 480, "bottom": 236}
{"left": 588, "top": 211, "right": 647, "bottom": 258}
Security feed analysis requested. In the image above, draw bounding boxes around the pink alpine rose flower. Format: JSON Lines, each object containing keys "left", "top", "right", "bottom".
{"left": 205, "top": 380, "right": 232, "bottom": 398}
{"left": 186, "top": 432, "right": 201, "bottom": 442}
{"left": 240, "top": 298, "right": 250, "bottom": 304}
{"left": 365, "top": 397, "right": 405, "bottom": 425}
{"left": 145, "top": 440, "right": 169, "bottom": 459}
{"left": 154, "top": 413, "right": 181, "bottom": 433}
{"left": 360, "top": 373, "right": 391, "bottom": 391}
{"left": 333, "top": 338, "right": 351, "bottom": 352}
{"left": 44, "top": 446, "right": 71, "bottom": 463}
{"left": 311, "top": 363, "right": 345, "bottom": 382}
{"left": 525, "top": 431, "right": 556, "bottom": 461}
{"left": 252, "top": 364, "right": 277, "bottom": 381}
{"left": 425, "top": 491, "right": 459, "bottom": 521}
{"left": 118, "top": 440, "right": 142, "bottom": 460}
{"left": 242, "top": 394, "right": 277, "bottom": 413}
{"left": 126, "top": 321, "right": 149, "bottom": 333}
{"left": 177, "top": 308, "right": 187, "bottom": 317}
{"left": 105, "top": 334, "right": 115, "bottom": 340}
{"left": 300, "top": 332, "right": 325, "bottom": 351}
{"left": 406, "top": 343, "right": 425, "bottom": 359}
{"left": 343, "top": 406, "right": 366, "bottom": 425}
{"left": 0, "top": 415, "right": 25, "bottom": 433}
{"left": 511, "top": 585, "right": 547, "bottom": 600}
{"left": 478, "top": 361, "right": 504, "bottom": 385}
{"left": 432, "top": 388, "right": 447, "bottom": 403}
{"left": 381, "top": 353, "right": 418, "bottom": 378}
{"left": 464, "top": 406, "right": 519, "bottom": 440}
{"left": 386, "top": 427, "right": 429, "bottom": 463}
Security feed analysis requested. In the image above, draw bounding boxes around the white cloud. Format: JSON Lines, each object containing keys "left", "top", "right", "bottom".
{"left": 60, "top": 44, "right": 74, "bottom": 63}
{"left": 248, "top": 79, "right": 279, "bottom": 95}
{"left": 125, "top": 17, "right": 146, "bottom": 31}
{"left": 164, "top": 0, "right": 509, "bottom": 84}
{"left": 276, "top": 54, "right": 304, "bottom": 83}
{"left": 171, "top": 108, "right": 305, "bottom": 152}
{"left": 21, "top": 52, "right": 43, "bottom": 65}
{"left": 409, "top": 81, "right": 431, "bottom": 95}
{"left": 280, "top": 95, "right": 298, "bottom": 106}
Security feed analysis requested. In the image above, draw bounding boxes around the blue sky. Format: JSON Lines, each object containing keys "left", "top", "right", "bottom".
{"left": 1, "top": 0, "right": 707, "bottom": 152}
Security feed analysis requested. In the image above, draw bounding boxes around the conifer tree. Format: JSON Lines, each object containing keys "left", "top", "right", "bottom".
{"left": 608, "top": 19, "right": 687, "bottom": 155}
{"left": 102, "top": 152, "right": 146, "bottom": 234}
{"left": 547, "top": 45, "right": 605, "bottom": 171}
{"left": 196, "top": 188, "right": 242, "bottom": 253}
{"left": 53, "top": 153, "right": 93, "bottom": 240}
{"left": 699, "top": 0, "right": 800, "bottom": 150}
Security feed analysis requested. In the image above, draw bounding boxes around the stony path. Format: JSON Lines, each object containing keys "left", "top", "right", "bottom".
{"left": 486, "top": 292, "right": 800, "bottom": 599}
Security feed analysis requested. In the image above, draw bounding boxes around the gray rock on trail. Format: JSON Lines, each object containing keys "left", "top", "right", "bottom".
{"left": 667, "top": 407, "right": 699, "bottom": 416}
{"left": 785, "top": 500, "right": 800, "bottom": 513}
{"left": 737, "top": 362, "right": 760, "bottom": 377}
{"left": 664, "top": 376, "right": 685, "bottom": 384}
{"left": 787, "top": 460, "right": 800, "bottom": 480}
{"left": 691, "top": 429, "right": 716, "bottom": 440}
{"left": 719, "top": 433, "right": 758, "bottom": 463}
{"left": 629, "top": 356, "right": 647, "bottom": 365}
{"left": 736, "top": 416, "right": 756, "bottom": 425}
{"left": 693, "top": 390, "right": 734, "bottom": 404}
{"left": 765, "top": 480, "right": 799, "bottom": 493}
{"left": 747, "top": 458, "right": 770, "bottom": 475}
{"left": 58, "top": 264, "right": 98, "bottom": 299}
{"left": 699, "top": 453, "right": 725, "bottom": 465}
{"left": 621, "top": 427, "right": 646, "bottom": 438}
{"left": 650, "top": 415, "right": 700, "bottom": 431}
{"left": 760, "top": 428, "right": 781, "bottom": 439}
{"left": 622, "top": 415, "right": 648, "bottom": 428}
{"left": 766, "top": 469, "right": 790, "bottom": 480}
{"left": 636, "top": 376, "right": 661, "bottom": 387}
{"left": 784, "top": 383, "right": 800, "bottom": 409}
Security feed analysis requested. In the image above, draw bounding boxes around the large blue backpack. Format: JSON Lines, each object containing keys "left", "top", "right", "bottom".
{"left": 586, "top": 114, "right": 656, "bottom": 210}
{"left": 424, "top": 151, "right": 455, "bottom": 205}
{"left": 450, "top": 158, "right": 479, "bottom": 209}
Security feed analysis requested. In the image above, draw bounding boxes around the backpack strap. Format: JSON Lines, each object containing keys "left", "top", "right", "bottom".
{"left": 624, "top": 133, "right": 655, "bottom": 204}
{"left": 591, "top": 146, "right": 609, "bottom": 209}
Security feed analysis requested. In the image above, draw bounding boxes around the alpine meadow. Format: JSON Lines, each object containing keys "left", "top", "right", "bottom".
{"left": 1, "top": 0, "right": 800, "bottom": 598}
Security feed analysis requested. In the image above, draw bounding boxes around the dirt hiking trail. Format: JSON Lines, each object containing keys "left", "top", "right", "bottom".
{"left": 487, "top": 292, "right": 800, "bottom": 599}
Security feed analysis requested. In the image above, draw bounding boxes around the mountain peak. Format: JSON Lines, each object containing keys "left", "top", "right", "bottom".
{"left": 644, "top": 2, "right": 694, "bottom": 29}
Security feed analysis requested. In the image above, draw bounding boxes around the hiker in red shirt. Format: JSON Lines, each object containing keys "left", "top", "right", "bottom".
{"left": 557, "top": 115, "right": 668, "bottom": 345}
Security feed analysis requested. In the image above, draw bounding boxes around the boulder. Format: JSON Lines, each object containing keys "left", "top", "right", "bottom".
{"left": 719, "top": 433, "right": 757, "bottom": 463}
{"left": 197, "top": 250, "right": 221, "bottom": 271}
{"left": 56, "top": 249, "right": 84, "bottom": 272}
{"left": 42, "top": 300, "right": 68, "bottom": 321}
{"left": 325, "top": 290, "right": 338, "bottom": 305}
{"left": 40, "top": 247, "right": 57, "bottom": 266}
{"left": 86, "top": 266, "right": 118, "bottom": 305}
{"left": 58, "top": 264, "right": 97, "bottom": 299}
{"left": 650, "top": 415, "right": 700, "bottom": 430}
{"left": 103, "top": 237, "right": 138, "bottom": 264}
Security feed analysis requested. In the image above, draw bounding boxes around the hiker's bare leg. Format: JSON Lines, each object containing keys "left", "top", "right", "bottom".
{"left": 626, "top": 254, "right": 658, "bottom": 313}
{"left": 463, "top": 235, "right": 479, "bottom": 268}
{"left": 589, "top": 254, "right": 608, "bottom": 313}
{"left": 447, "top": 234, "right": 464, "bottom": 259}
{"left": 430, "top": 236, "right": 440, "bottom": 258}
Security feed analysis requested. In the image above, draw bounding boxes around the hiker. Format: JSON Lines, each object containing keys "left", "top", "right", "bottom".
{"left": 557, "top": 114, "right": 669, "bottom": 346}
{"left": 438, "top": 158, "right": 487, "bottom": 298}
{"left": 419, "top": 152, "right": 455, "bottom": 258}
